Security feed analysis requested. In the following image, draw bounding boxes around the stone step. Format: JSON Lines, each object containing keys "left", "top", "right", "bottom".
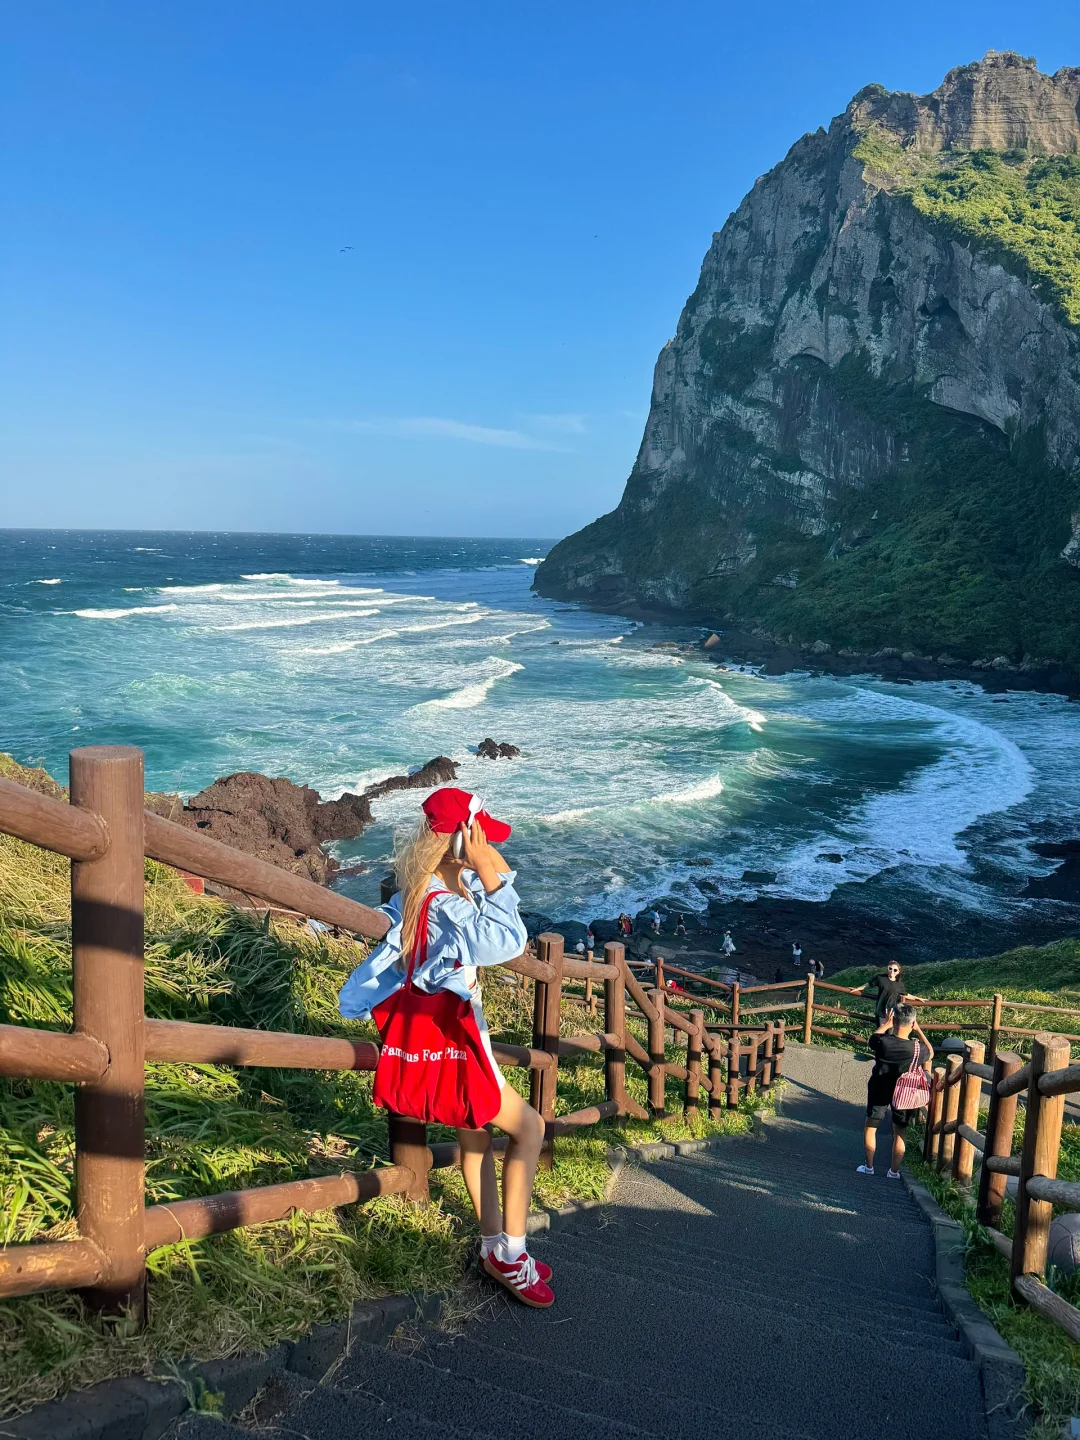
{"left": 534, "top": 1221, "right": 941, "bottom": 1314}
{"left": 423, "top": 1331, "right": 825, "bottom": 1440}
{"left": 533, "top": 1232, "right": 956, "bottom": 1342}
{"left": 471, "top": 1262, "right": 987, "bottom": 1440}
{"left": 336, "top": 1341, "right": 663, "bottom": 1440}
{"left": 285, "top": 1375, "right": 504, "bottom": 1440}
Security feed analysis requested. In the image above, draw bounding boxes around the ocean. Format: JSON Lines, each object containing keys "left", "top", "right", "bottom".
{"left": 3, "top": 528, "right": 1079, "bottom": 961}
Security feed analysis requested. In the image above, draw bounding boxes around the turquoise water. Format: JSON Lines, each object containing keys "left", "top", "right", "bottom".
{"left": 2, "top": 529, "right": 1079, "bottom": 954}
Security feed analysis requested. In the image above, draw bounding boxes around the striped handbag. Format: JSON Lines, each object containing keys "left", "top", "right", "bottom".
{"left": 892, "top": 1044, "right": 931, "bottom": 1111}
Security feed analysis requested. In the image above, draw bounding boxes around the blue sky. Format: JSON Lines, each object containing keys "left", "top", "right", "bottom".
{"left": 4, "top": 3, "right": 1080, "bottom": 539}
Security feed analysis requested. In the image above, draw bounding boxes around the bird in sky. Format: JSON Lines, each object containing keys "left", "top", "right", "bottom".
{"left": 340, "top": 245, "right": 353, "bottom": 252}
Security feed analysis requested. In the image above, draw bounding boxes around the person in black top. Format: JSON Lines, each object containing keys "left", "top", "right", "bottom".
{"left": 853, "top": 962, "right": 925, "bottom": 1021}
{"left": 857, "top": 1004, "right": 934, "bottom": 1178}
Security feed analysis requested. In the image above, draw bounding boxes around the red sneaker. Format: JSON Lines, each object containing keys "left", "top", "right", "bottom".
{"left": 480, "top": 1246, "right": 551, "bottom": 1282}
{"left": 482, "top": 1251, "right": 555, "bottom": 1308}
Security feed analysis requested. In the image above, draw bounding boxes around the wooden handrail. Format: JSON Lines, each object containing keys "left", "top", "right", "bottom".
{"left": 662, "top": 1006, "right": 697, "bottom": 1037}
{"left": 143, "top": 1166, "right": 414, "bottom": 1248}
{"left": 738, "top": 979, "right": 805, "bottom": 995}
{"left": 1037, "top": 1061, "right": 1080, "bottom": 1097}
{"left": 0, "top": 775, "right": 109, "bottom": 862}
{"left": 985, "top": 1154, "right": 1022, "bottom": 1175}
{"left": 1026, "top": 1174, "right": 1080, "bottom": 1208}
{"left": 145, "top": 1019, "right": 379, "bottom": 1071}
{"left": 0, "top": 1237, "right": 108, "bottom": 1299}
{"left": 624, "top": 967, "right": 661, "bottom": 1024}
{"left": 657, "top": 962, "right": 731, "bottom": 993}
{"left": 557, "top": 1032, "right": 620, "bottom": 1057}
{"left": 562, "top": 957, "right": 619, "bottom": 981}
{"left": 998, "top": 1024, "right": 1080, "bottom": 1043}
{"left": 1013, "top": 1274, "right": 1080, "bottom": 1343}
{"left": 997, "top": 1062, "right": 1032, "bottom": 1098}
{"left": 957, "top": 1123, "right": 984, "bottom": 1152}
{"left": 144, "top": 810, "right": 390, "bottom": 939}
{"left": 0, "top": 1022, "right": 109, "bottom": 1083}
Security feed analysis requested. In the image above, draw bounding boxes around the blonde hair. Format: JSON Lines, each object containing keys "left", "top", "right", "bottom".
{"left": 391, "top": 816, "right": 452, "bottom": 965}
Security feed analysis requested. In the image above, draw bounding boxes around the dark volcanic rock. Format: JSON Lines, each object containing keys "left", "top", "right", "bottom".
{"left": 476, "top": 738, "right": 522, "bottom": 760}
{"left": 179, "top": 756, "right": 459, "bottom": 887}
{"left": 1023, "top": 840, "right": 1080, "bottom": 901}
{"left": 363, "top": 756, "right": 458, "bottom": 800}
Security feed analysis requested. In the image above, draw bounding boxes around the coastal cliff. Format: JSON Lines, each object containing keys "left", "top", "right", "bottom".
{"left": 535, "top": 53, "right": 1080, "bottom": 668}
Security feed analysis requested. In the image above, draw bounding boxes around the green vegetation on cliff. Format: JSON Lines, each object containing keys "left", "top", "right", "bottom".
{"left": 856, "top": 126, "right": 1080, "bottom": 325}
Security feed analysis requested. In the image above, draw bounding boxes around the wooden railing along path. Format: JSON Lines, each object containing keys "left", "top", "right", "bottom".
{"left": 0, "top": 746, "right": 780, "bottom": 1322}
{"left": 921, "top": 1033, "right": 1080, "bottom": 1345}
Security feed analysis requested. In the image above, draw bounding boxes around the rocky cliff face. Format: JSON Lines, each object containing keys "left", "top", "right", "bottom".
{"left": 536, "top": 52, "right": 1080, "bottom": 667}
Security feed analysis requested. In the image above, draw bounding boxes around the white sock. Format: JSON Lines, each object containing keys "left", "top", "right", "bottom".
{"left": 496, "top": 1233, "right": 526, "bottom": 1263}
{"left": 480, "top": 1233, "right": 501, "bottom": 1259}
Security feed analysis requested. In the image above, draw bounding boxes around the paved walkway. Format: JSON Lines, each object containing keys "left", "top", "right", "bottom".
{"left": 176, "top": 1053, "right": 990, "bottom": 1440}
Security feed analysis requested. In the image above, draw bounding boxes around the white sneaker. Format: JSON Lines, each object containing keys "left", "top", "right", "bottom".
{"left": 887, "top": 1169, "right": 901, "bottom": 1179}
{"left": 856, "top": 1164, "right": 874, "bottom": 1175}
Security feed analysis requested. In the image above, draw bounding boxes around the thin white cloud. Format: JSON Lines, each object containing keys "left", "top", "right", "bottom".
{"left": 517, "top": 412, "right": 588, "bottom": 435}
{"left": 345, "top": 416, "right": 567, "bottom": 451}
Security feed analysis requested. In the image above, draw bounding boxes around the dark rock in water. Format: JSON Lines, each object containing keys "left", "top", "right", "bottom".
{"left": 546, "top": 920, "right": 590, "bottom": 950}
{"left": 520, "top": 911, "right": 555, "bottom": 940}
{"left": 741, "top": 869, "right": 777, "bottom": 884}
{"left": 476, "top": 738, "right": 522, "bottom": 760}
{"left": 178, "top": 755, "right": 458, "bottom": 890}
{"left": 589, "top": 918, "right": 622, "bottom": 944}
{"left": 1023, "top": 840, "right": 1080, "bottom": 902}
{"left": 363, "top": 755, "right": 457, "bottom": 800}
{"left": 184, "top": 772, "right": 366, "bottom": 885}
{"left": 685, "top": 856, "right": 714, "bottom": 866}
{"left": 818, "top": 853, "right": 844, "bottom": 863}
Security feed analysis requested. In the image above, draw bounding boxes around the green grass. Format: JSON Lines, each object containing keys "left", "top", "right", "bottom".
{"left": 0, "top": 812, "right": 764, "bottom": 1418}
{"left": 910, "top": 1146, "right": 1080, "bottom": 1440}
{"left": 854, "top": 126, "right": 1080, "bottom": 326}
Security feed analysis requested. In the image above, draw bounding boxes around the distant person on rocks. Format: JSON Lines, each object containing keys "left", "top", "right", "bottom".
{"left": 857, "top": 1004, "right": 934, "bottom": 1179}
{"left": 814, "top": 959, "right": 825, "bottom": 979}
{"left": 722, "top": 929, "right": 736, "bottom": 955}
{"left": 675, "top": 914, "right": 687, "bottom": 936}
{"left": 774, "top": 967, "right": 784, "bottom": 984}
{"left": 620, "top": 913, "right": 633, "bottom": 938}
{"left": 792, "top": 942, "right": 803, "bottom": 967}
{"left": 574, "top": 940, "right": 585, "bottom": 954}
{"left": 338, "top": 788, "right": 553, "bottom": 1308}
{"left": 586, "top": 928, "right": 595, "bottom": 953}
{"left": 651, "top": 909, "right": 662, "bottom": 934}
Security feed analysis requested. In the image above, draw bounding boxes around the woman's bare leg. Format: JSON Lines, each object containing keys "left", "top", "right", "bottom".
{"left": 456, "top": 1127, "right": 502, "bottom": 1236}
{"left": 490, "top": 1085, "right": 544, "bottom": 1238}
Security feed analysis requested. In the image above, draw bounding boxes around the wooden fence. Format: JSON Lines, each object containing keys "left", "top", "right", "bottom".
{"left": 639, "top": 961, "right": 1080, "bottom": 1063}
{"left": 0, "top": 745, "right": 780, "bottom": 1323}
{"left": 923, "top": 1033, "right": 1080, "bottom": 1344}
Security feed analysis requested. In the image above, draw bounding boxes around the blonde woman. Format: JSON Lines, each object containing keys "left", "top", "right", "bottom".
{"left": 338, "top": 788, "right": 552, "bottom": 1308}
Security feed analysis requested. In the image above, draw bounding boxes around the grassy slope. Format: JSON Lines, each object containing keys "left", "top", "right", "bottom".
{"left": 0, "top": 825, "right": 759, "bottom": 1418}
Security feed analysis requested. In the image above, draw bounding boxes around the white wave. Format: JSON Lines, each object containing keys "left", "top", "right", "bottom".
{"left": 609, "top": 636, "right": 623, "bottom": 644}
{"left": 239, "top": 573, "right": 341, "bottom": 585}
{"left": 213, "top": 609, "right": 379, "bottom": 632}
{"left": 519, "top": 557, "right": 544, "bottom": 564}
{"left": 34, "top": 578, "right": 63, "bottom": 585}
{"left": 74, "top": 604, "right": 180, "bottom": 619}
{"left": 541, "top": 805, "right": 601, "bottom": 824}
{"left": 300, "top": 629, "right": 402, "bottom": 654}
{"left": 649, "top": 774, "right": 726, "bottom": 806}
{"left": 396, "top": 614, "right": 486, "bottom": 635}
{"left": 412, "top": 660, "right": 524, "bottom": 711}
{"left": 160, "top": 583, "right": 226, "bottom": 594}
{"left": 132, "top": 547, "right": 162, "bottom": 553}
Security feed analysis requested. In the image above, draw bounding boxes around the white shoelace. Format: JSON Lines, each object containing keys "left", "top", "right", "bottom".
{"left": 508, "top": 1253, "right": 540, "bottom": 1288}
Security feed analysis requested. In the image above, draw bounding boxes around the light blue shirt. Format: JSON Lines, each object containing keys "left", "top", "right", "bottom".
{"left": 338, "top": 869, "right": 528, "bottom": 1021}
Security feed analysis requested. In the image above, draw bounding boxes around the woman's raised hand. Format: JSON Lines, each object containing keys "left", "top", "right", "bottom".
{"left": 459, "top": 820, "right": 504, "bottom": 893}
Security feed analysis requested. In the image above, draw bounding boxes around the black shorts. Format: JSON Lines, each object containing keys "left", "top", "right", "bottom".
{"left": 869, "top": 1105, "right": 915, "bottom": 1128}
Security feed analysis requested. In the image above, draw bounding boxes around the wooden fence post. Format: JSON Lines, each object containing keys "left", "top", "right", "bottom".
{"left": 655, "top": 956, "right": 665, "bottom": 994}
{"left": 604, "top": 943, "right": 627, "bottom": 1117}
{"left": 648, "top": 987, "right": 667, "bottom": 1116}
{"left": 924, "top": 1065, "right": 945, "bottom": 1164}
{"left": 977, "top": 1050, "right": 1022, "bottom": 1229}
{"left": 802, "top": 974, "right": 814, "bottom": 1044}
{"left": 584, "top": 952, "right": 597, "bottom": 1017}
{"left": 70, "top": 745, "right": 147, "bottom": 1320}
{"left": 773, "top": 1019, "right": 785, "bottom": 1079}
{"left": 1011, "top": 1032, "right": 1071, "bottom": 1296}
{"left": 531, "top": 933, "right": 565, "bottom": 1169}
{"left": 708, "top": 1039, "right": 726, "bottom": 1121}
{"left": 388, "top": 1114, "right": 430, "bottom": 1202}
{"left": 927, "top": 1065, "right": 944, "bottom": 1163}
{"left": 731, "top": 981, "right": 740, "bottom": 1031}
{"left": 762, "top": 1022, "right": 775, "bottom": 1089}
{"left": 685, "top": 1009, "right": 703, "bottom": 1116}
{"left": 746, "top": 1035, "right": 760, "bottom": 1097}
{"left": 988, "top": 993, "right": 1003, "bottom": 1062}
{"left": 939, "top": 1054, "right": 963, "bottom": 1170}
{"left": 953, "top": 1040, "right": 985, "bottom": 1186}
{"left": 727, "top": 1039, "right": 742, "bottom": 1109}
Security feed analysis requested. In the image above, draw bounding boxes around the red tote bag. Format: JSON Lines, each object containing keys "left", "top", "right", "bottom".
{"left": 371, "top": 888, "right": 502, "bottom": 1129}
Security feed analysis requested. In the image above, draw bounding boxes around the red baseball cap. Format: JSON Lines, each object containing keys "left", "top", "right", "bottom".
{"left": 422, "top": 787, "right": 512, "bottom": 842}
